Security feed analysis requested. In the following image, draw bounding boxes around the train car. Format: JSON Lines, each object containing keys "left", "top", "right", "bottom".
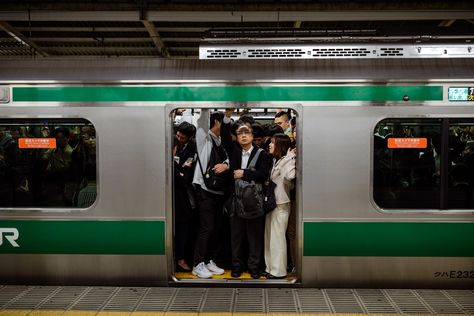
{"left": 0, "top": 51, "right": 473, "bottom": 288}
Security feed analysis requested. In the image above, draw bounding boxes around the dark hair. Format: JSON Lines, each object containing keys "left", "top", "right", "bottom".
{"left": 210, "top": 111, "right": 224, "bottom": 129}
{"left": 239, "top": 113, "right": 255, "bottom": 125}
{"left": 252, "top": 123, "right": 264, "bottom": 138}
{"left": 264, "top": 123, "right": 284, "bottom": 137}
{"left": 52, "top": 127, "right": 70, "bottom": 138}
{"left": 275, "top": 110, "right": 290, "bottom": 121}
{"left": 177, "top": 121, "right": 196, "bottom": 138}
{"left": 271, "top": 133, "right": 292, "bottom": 160}
{"left": 290, "top": 117, "right": 296, "bottom": 127}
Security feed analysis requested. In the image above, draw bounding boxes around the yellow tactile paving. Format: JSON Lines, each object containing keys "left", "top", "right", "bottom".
{"left": 61, "top": 311, "right": 98, "bottom": 316}
{"left": 0, "top": 310, "right": 32, "bottom": 316}
{"left": 130, "top": 313, "right": 165, "bottom": 316}
{"left": 199, "top": 313, "right": 232, "bottom": 316}
{"left": 162, "top": 313, "right": 198, "bottom": 316}
{"left": 96, "top": 312, "right": 131, "bottom": 316}
{"left": 28, "top": 311, "right": 65, "bottom": 316}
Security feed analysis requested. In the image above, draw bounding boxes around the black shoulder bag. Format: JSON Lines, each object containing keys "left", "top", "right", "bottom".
{"left": 196, "top": 136, "right": 229, "bottom": 191}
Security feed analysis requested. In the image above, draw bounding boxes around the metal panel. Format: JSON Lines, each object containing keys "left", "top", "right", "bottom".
{"left": 0, "top": 254, "right": 166, "bottom": 286}
{"left": 167, "top": 288, "right": 205, "bottom": 312}
{"left": 0, "top": 105, "right": 166, "bottom": 218}
{"left": 134, "top": 288, "right": 175, "bottom": 312}
{"left": 3, "top": 286, "right": 59, "bottom": 309}
{"left": 1, "top": 58, "right": 474, "bottom": 82}
{"left": 200, "top": 288, "right": 233, "bottom": 313}
{"left": 296, "top": 288, "right": 332, "bottom": 313}
{"left": 302, "top": 257, "right": 474, "bottom": 288}
{"left": 2, "top": 286, "right": 472, "bottom": 314}
{"left": 200, "top": 43, "right": 474, "bottom": 59}
{"left": 233, "top": 288, "right": 265, "bottom": 313}
{"left": 70, "top": 287, "right": 117, "bottom": 310}
{"left": 37, "top": 287, "right": 89, "bottom": 310}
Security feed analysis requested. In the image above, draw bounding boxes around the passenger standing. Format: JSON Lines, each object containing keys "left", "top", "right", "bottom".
{"left": 0, "top": 127, "right": 17, "bottom": 206}
{"left": 173, "top": 121, "right": 197, "bottom": 272}
{"left": 192, "top": 110, "right": 229, "bottom": 278}
{"left": 274, "top": 111, "right": 293, "bottom": 139}
{"left": 228, "top": 123, "right": 271, "bottom": 279}
{"left": 264, "top": 133, "right": 296, "bottom": 279}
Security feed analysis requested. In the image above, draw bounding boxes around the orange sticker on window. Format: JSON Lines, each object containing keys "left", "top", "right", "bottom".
{"left": 387, "top": 138, "right": 427, "bottom": 149}
{"left": 19, "top": 138, "right": 57, "bottom": 149}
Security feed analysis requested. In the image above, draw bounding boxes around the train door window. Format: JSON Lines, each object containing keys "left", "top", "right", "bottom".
{"left": 373, "top": 119, "right": 441, "bottom": 209}
{"left": 171, "top": 108, "right": 298, "bottom": 281}
{"left": 374, "top": 118, "right": 474, "bottom": 211}
{"left": 448, "top": 121, "right": 474, "bottom": 209}
{"left": 0, "top": 118, "right": 97, "bottom": 209}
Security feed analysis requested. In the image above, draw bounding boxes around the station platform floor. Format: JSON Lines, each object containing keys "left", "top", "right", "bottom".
{"left": 0, "top": 285, "right": 473, "bottom": 316}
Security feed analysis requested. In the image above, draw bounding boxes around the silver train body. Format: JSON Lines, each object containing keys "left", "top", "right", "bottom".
{"left": 0, "top": 57, "right": 473, "bottom": 288}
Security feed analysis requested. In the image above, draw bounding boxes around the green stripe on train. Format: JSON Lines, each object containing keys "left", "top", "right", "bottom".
{"left": 304, "top": 222, "right": 474, "bottom": 257}
{"left": 2, "top": 220, "right": 471, "bottom": 256}
{"left": 0, "top": 220, "right": 164, "bottom": 255}
{"left": 12, "top": 86, "right": 443, "bottom": 102}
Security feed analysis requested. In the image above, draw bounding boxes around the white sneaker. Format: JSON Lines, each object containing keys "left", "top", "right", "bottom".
{"left": 206, "top": 260, "right": 224, "bottom": 275}
{"left": 192, "top": 262, "right": 212, "bottom": 279}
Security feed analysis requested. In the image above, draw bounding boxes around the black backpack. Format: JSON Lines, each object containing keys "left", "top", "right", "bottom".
{"left": 197, "top": 136, "right": 229, "bottom": 192}
{"left": 234, "top": 148, "right": 265, "bottom": 219}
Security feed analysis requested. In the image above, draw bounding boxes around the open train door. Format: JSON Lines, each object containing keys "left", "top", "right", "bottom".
{"left": 167, "top": 104, "right": 301, "bottom": 285}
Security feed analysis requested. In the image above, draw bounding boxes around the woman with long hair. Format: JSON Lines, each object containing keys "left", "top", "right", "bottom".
{"left": 264, "top": 133, "right": 296, "bottom": 279}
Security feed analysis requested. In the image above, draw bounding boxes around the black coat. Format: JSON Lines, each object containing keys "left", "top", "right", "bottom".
{"left": 174, "top": 139, "right": 197, "bottom": 223}
{"left": 228, "top": 144, "right": 272, "bottom": 188}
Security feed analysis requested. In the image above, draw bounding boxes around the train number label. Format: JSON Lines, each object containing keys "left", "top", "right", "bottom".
{"left": 0, "top": 228, "right": 19, "bottom": 247}
{"left": 434, "top": 270, "right": 474, "bottom": 279}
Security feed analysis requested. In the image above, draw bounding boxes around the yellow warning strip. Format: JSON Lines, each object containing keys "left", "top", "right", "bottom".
{"left": 175, "top": 270, "right": 296, "bottom": 280}
{"left": 0, "top": 310, "right": 32, "bottom": 316}
{"left": 28, "top": 311, "right": 64, "bottom": 316}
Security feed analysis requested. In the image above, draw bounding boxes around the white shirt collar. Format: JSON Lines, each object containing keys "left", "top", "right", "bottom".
{"left": 242, "top": 145, "right": 253, "bottom": 156}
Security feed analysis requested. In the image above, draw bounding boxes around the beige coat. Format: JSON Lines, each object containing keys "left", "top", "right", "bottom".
{"left": 270, "top": 151, "right": 296, "bottom": 205}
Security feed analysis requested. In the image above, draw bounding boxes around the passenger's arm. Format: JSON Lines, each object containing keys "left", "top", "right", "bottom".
{"left": 221, "top": 108, "right": 234, "bottom": 156}
{"left": 282, "top": 152, "right": 296, "bottom": 182}
{"left": 243, "top": 151, "right": 271, "bottom": 183}
{"left": 195, "top": 109, "right": 209, "bottom": 153}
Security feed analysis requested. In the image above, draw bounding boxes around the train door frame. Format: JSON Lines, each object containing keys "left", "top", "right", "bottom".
{"left": 166, "top": 103, "right": 302, "bottom": 285}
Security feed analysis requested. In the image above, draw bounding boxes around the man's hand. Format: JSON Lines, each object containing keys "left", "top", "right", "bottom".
{"left": 233, "top": 169, "right": 244, "bottom": 179}
{"left": 213, "top": 163, "right": 228, "bottom": 174}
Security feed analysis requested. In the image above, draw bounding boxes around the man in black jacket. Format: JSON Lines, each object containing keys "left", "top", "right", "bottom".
{"left": 174, "top": 121, "right": 197, "bottom": 272}
{"left": 227, "top": 122, "right": 271, "bottom": 279}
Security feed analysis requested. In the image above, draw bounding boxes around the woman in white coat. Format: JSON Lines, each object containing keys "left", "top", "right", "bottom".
{"left": 264, "top": 133, "right": 296, "bottom": 279}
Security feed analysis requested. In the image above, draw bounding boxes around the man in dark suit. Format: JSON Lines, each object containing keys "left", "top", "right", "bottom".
{"left": 227, "top": 122, "right": 271, "bottom": 279}
{"left": 174, "top": 121, "right": 197, "bottom": 272}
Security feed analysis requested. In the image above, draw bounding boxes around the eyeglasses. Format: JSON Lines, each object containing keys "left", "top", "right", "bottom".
{"left": 236, "top": 130, "right": 252, "bottom": 136}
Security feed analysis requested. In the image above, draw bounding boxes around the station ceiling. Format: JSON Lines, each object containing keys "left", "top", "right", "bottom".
{"left": 0, "top": 0, "right": 473, "bottom": 59}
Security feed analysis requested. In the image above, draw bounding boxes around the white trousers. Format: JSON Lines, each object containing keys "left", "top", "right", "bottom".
{"left": 264, "top": 202, "right": 290, "bottom": 277}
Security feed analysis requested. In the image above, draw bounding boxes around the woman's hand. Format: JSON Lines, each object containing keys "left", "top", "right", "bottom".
{"left": 287, "top": 147, "right": 296, "bottom": 156}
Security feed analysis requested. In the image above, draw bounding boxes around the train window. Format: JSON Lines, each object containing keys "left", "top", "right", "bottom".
{"left": 0, "top": 118, "right": 97, "bottom": 209}
{"left": 373, "top": 119, "right": 442, "bottom": 209}
{"left": 171, "top": 107, "right": 298, "bottom": 281}
{"left": 448, "top": 121, "right": 474, "bottom": 209}
{"left": 374, "top": 118, "right": 474, "bottom": 210}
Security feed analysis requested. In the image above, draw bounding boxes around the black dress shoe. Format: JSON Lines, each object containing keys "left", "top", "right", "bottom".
{"left": 176, "top": 264, "right": 192, "bottom": 272}
{"left": 265, "top": 273, "right": 286, "bottom": 279}
{"left": 250, "top": 272, "right": 261, "bottom": 279}
{"left": 231, "top": 269, "right": 242, "bottom": 278}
